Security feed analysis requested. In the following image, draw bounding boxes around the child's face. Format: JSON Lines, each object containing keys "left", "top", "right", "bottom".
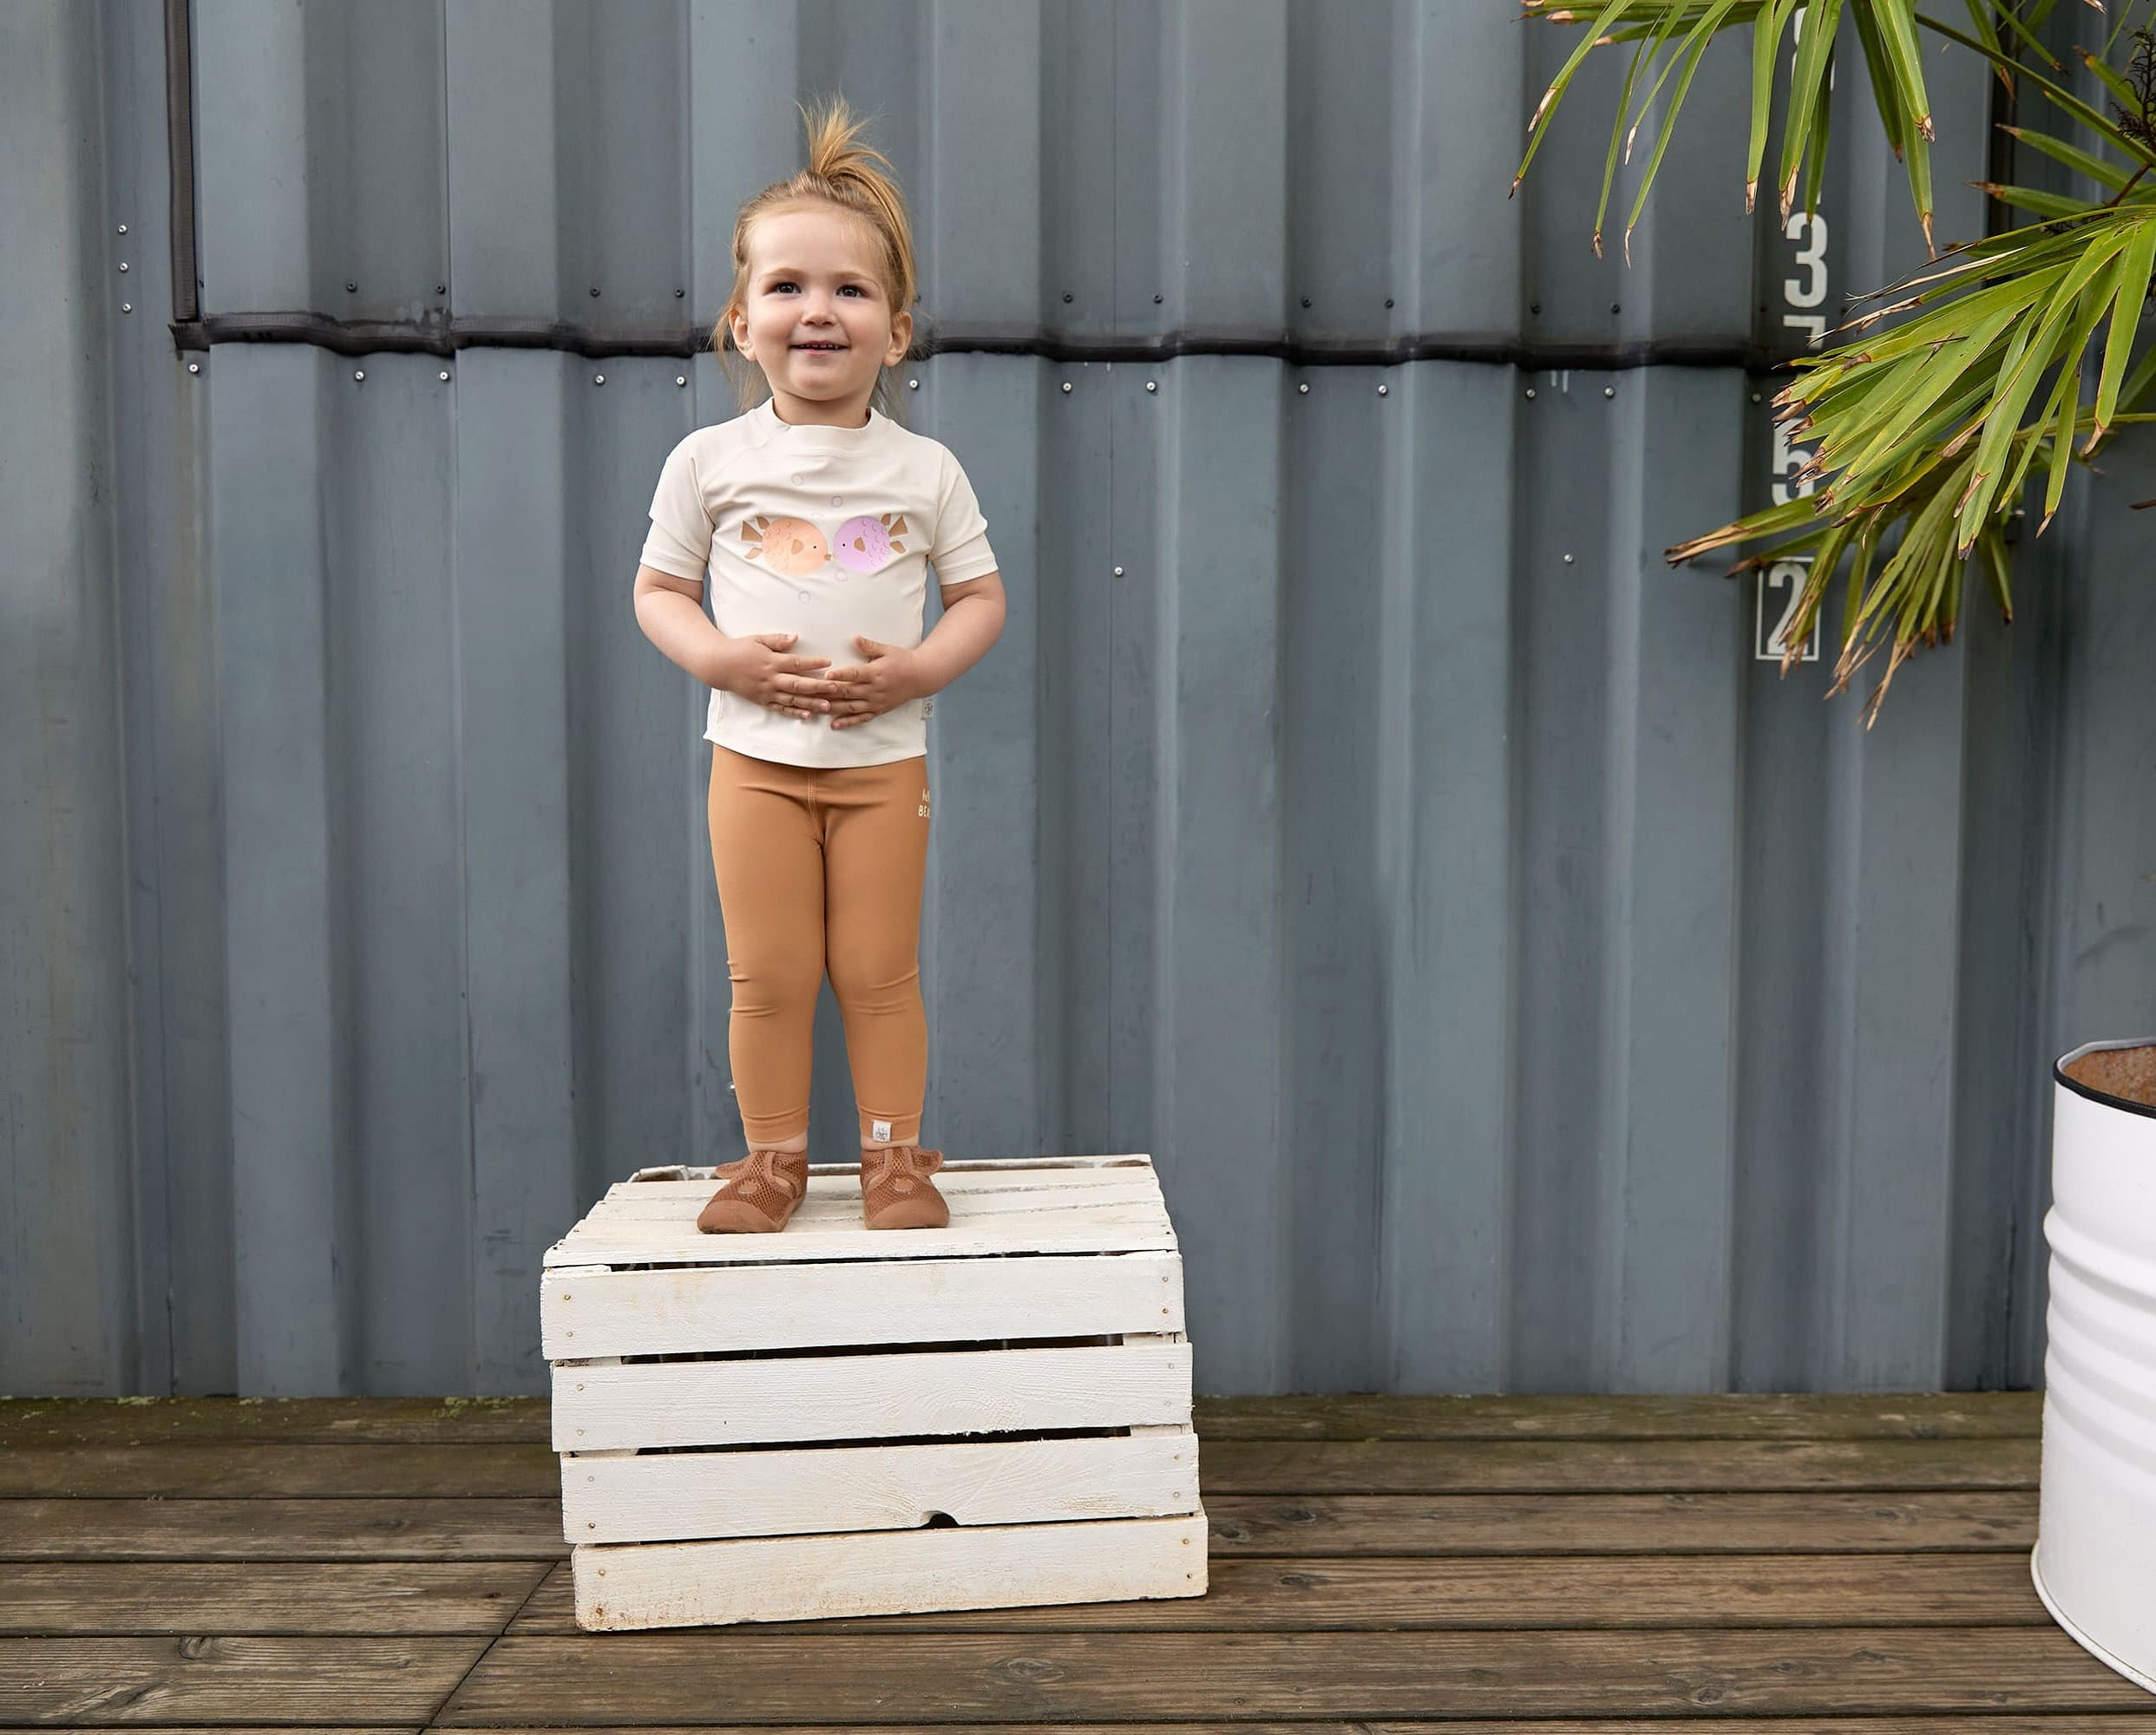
{"left": 731, "top": 206, "right": 911, "bottom": 416}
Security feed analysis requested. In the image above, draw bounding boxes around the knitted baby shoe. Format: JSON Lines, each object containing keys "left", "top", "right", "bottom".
{"left": 859, "top": 1144, "right": 949, "bottom": 1230}
{"left": 698, "top": 1146, "right": 809, "bottom": 1234}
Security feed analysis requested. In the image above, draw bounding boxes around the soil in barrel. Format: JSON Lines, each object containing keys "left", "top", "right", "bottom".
{"left": 2063, "top": 1041, "right": 2156, "bottom": 1110}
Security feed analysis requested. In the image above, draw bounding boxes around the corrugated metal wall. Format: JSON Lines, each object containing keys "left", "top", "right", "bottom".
{"left": 8, "top": 0, "right": 2153, "bottom": 1398}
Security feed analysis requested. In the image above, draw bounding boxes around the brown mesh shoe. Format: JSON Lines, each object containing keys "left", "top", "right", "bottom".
{"left": 697, "top": 1146, "right": 809, "bottom": 1234}
{"left": 860, "top": 1144, "right": 949, "bottom": 1230}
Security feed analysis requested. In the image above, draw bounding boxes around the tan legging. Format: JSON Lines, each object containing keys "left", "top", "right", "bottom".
{"left": 706, "top": 743, "right": 931, "bottom": 1145}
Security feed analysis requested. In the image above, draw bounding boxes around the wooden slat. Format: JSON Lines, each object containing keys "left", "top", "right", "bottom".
{"left": 0, "top": 1498, "right": 567, "bottom": 1561}
{"left": 6, "top": 1487, "right": 2014, "bottom": 1569}
{"left": 1193, "top": 1391, "right": 2046, "bottom": 1440}
{"left": 551, "top": 1342, "right": 1193, "bottom": 1451}
{"left": 0, "top": 1389, "right": 2041, "bottom": 1450}
{"left": 508, "top": 1550, "right": 2050, "bottom": 1634}
{"left": 570, "top": 1513, "right": 1207, "bottom": 1629}
{"left": 436, "top": 1627, "right": 2156, "bottom": 1721}
{"left": 0, "top": 1444, "right": 559, "bottom": 1499}
{"left": 0, "top": 1636, "right": 486, "bottom": 1722}
{"left": 345, "top": 1723, "right": 2156, "bottom": 1734}
{"left": 543, "top": 1249, "right": 1183, "bottom": 1359}
{"left": 1197, "top": 1436, "right": 2039, "bottom": 1493}
{"left": 0, "top": 1397, "right": 549, "bottom": 1449}
{"left": 562, "top": 1430, "right": 1199, "bottom": 1543}
{"left": 546, "top": 1210, "right": 1176, "bottom": 1269}
{"left": 0, "top": 1562, "right": 551, "bottom": 1634}
{"left": 590, "top": 1173, "right": 1167, "bottom": 1217}
{"left": 1201, "top": 1491, "right": 2035, "bottom": 1555}
{"left": 0, "top": 1438, "right": 2038, "bottom": 1507}
{"left": 623, "top": 1153, "right": 1157, "bottom": 1185}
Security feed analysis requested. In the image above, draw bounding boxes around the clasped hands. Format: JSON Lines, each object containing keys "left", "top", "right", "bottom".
{"left": 724, "top": 632, "right": 926, "bottom": 730}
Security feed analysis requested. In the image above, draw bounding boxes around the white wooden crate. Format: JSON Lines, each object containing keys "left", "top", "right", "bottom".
{"left": 542, "top": 1152, "right": 1207, "bottom": 1630}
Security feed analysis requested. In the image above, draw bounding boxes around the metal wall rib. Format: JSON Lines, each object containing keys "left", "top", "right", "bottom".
{"left": 7, "top": 0, "right": 2152, "bottom": 1397}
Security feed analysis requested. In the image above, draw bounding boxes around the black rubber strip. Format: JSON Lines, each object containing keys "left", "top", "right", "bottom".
{"left": 169, "top": 313, "right": 1802, "bottom": 373}
{"left": 2054, "top": 1056, "right": 2156, "bottom": 1122}
{"left": 165, "top": 0, "right": 198, "bottom": 326}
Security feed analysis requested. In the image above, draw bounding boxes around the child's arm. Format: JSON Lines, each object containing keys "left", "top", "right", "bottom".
{"left": 632, "top": 565, "right": 847, "bottom": 719}
{"left": 825, "top": 569, "right": 1006, "bottom": 730}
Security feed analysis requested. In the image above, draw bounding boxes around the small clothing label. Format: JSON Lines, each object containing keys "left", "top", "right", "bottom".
{"left": 870, "top": 1118, "right": 893, "bottom": 1142}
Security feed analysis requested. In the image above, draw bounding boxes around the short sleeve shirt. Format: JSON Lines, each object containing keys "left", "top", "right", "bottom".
{"left": 640, "top": 397, "right": 1000, "bottom": 768}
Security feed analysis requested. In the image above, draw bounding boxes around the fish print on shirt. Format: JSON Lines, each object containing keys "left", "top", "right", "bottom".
{"left": 742, "top": 511, "right": 910, "bottom": 579}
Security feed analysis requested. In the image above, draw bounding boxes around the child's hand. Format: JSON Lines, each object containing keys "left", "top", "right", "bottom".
{"left": 825, "top": 637, "right": 928, "bottom": 730}
{"left": 721, "top": 632, "right": 846, "bottom": 721}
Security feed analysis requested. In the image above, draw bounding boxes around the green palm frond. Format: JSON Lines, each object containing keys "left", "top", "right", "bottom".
{"left": 1517, "top": 0, "right": 2156, "bottom": 721}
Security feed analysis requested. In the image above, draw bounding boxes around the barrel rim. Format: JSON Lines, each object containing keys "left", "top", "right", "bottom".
{"left": 2055, "top": 1038, "right": 2156, "bottom": 1123}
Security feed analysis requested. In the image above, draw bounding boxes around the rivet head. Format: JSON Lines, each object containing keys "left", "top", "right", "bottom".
{"left": 1113, "top": 566, "right": 1125, "bottom": 577}
{"left": 346, "top": 281, "right": 357, "bottom": 292}
{"left": 1301, "top": 297, "right": 1311, "bottom": 308}
{"left": 593, "top": 373, "right": 605, "bottom": 385}
{"left": 187, "top": 362, "right": 200, "bottom": 374}
{"left": 1563, "top": 553, "right": 1576, "bottom": 565}
{"left": 117, "top": 224, "right": 128, "bottom": 234}
{"left": 1144, "top": 380, "right": 1157, "bottom": 392}
{"left": 436, "top": 284, "right": 447, "bottom": 294}
{"left": 438, "top": 370, "right": 450, "bottom": 381}
{"left": 1604, "top": 385, "right": 1615, "bottom": 398}
{"left": 675, "top": 288, "right": 685, "bottom": 298}
{"left": 1377, "top": 383, "right": 1388, "bottom": 396}
{"left": 1153, "top": 293, "right": 1163, "bottom": 304}
{"left": 1298, "top": 382, "right": 1309, "bottom": 395}
{"left": 354, "top": 370, "right": 365, "bottom": 381}
{"left": 1524, "top": 387, "right": 1537, "bottom": 399}
{"left": 1063, "top": 291, "right": 1073, "bottom": 303}
{"left": 1751, "top": 392, "right": 1762, "bottom": 403}
{"left": 1060, "top": 381, "right": 1072, "bottom": 393}
{"left": 676, "top": 376, "right": 688, "bottom": 387}
{"left": 1385, "top": 298, "right": 1394, "bottom": 309}
{"left": 121, "top": 303, "right": 133, "bottom": 314}
{"left": 907, "top": 377, "right": 919, "bottom": 389}
{"left": 118, "top": 261, "right": 129, "bottom": 272}
{"left": 590, "top": 287, "right": 600, "bottom": 298}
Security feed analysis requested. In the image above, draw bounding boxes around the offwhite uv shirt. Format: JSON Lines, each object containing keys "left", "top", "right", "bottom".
{"left": 639, "top": 396, "right": 1000, "bottom": 769}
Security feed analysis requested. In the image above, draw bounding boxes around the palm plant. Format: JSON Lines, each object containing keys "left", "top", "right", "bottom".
{"left": 1517, "top": 0, "right": 2156, "bottom": 722}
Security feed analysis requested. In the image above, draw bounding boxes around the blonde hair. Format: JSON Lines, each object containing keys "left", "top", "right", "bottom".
{"left": 711, "top": 96, "right": 920, "bottom": 421}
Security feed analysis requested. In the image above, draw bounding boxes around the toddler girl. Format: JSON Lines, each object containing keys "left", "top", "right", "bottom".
{"left": 632, "top": 98, "right": 1005, "bottom": 1234}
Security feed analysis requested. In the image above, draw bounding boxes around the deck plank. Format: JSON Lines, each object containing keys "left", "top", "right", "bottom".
{"left": 0, "top": 1636, "right": 486, "bottom": 1723}
{"left": 0, "top": 1562, "right": 551, "bottom": 1635}
{"left": 505, "top": 1551, "right": 2049, "bottom": 1633}
{"left": 1192, "top": 1391, "right": 2044, "bottom": 1440}
{"left": 436, "top": 1627, "right": 2155, "bottom": 1721}
{"left": 0, "top": 1435, "right": 2035, "bottom": 1502}
{"left": 0, "top": 1444, "right": 559, "bottom": 1499}
{"left": 1199, "top": 1436, "right": 2038, "bottom": 1491}
{"left": 0, "top": 1498, "right": 567, "bottom": 1561}
{"left": 0, "top": 1391, "right": 2040, "bottom": 1448}
{"left": 1203, "top": 1490, "right": 2033, "bottom": 1553}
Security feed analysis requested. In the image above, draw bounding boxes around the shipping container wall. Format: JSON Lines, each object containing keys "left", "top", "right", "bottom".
{"left": 6, "top": 0, "right": 2152, "bottom": 1397}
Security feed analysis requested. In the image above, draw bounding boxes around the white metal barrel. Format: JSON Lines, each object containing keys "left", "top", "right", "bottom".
{"left": 2031, "top": 1038, "right": 2156, "bottom": 1694}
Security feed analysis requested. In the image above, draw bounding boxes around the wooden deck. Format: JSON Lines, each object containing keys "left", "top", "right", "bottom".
{"left": 3, "top": 1391, "right": 2153, "bottom": 1728}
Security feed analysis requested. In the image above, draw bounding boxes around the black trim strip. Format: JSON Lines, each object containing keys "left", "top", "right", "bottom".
{"left": 2054, "top": 1051, "right": 2156, "bottom": 1122}
{"left": 170, "top": 314, "right": 1805, "bottom": 372}
{"left": 165, "top": 0, "right": 198, "bottom": 326}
